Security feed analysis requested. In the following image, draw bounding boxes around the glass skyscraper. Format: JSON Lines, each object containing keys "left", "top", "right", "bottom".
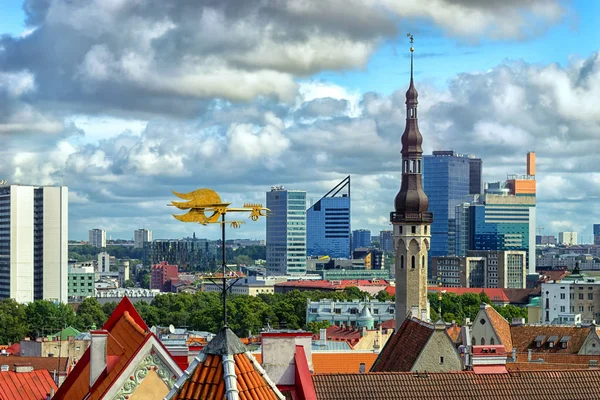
{"left": 266, "top": 187, "right": 307, "bottom": 275}
{"left": 594, "top": 224, "right": 600, "bottom": 245}
{"left": 352, "top": 229, "right": 371, "bottom": 251}
{"left": 423, "top": 151, "right": 482, "bottom": 265}
{"left": 306, "top": 177, "right": 351, "bottom": 259}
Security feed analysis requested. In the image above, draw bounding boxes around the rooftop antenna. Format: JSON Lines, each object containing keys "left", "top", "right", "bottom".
{"left": 169, "top": 188, "right": 269, "bottom": 327}
{"left": 406, "top": 33, "right": 414, "bottom": 81}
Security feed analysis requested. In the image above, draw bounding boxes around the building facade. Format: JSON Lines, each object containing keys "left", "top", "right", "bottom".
{"left": 431, "top": 250, "right": 526, "bottom": 289}
{"left": 0, "top": 184, "right": 68, "bottom": 303}
{"left": 594, "top": 224, "right": 600, "bottom": 246}
{"left": 203, "top": 275, "right": 286, "bottom": 296}
{"left": 150, "top": 261, "right": 178, "bottom": 292}
{"left": 307, "top": 299, "right": 395, "bottom": 327}
{"left": 97, "top": 252, "right": 110, "bottom": 273}
{"left": 559, "top": 232, "right": 578, "bottom": 246}
{"left": 423, "top": 151, "right": 481, "bottom": 262}
{"left": 88, "top": 229, "right": 106, "bottom": 248}
{"left": 266, "top": 187, "right": 307, "bottom": 275}
{"left": 306, "top": 176, "right": 351, "bottom": 259}
{"left": 134, "top": 228, "right": 152, "bottom": 249}
{"left": 379, "top": 230, "right": 393, "bottom": 252}
{"left": 352, "top": 229, "right": 371, "bottom": 251}
{"left": 541, "top": 273, "right": 600, "bottom": 324}
{"left": 392, "top": 46, "right": 433, "bottom": 327}
{"left": 143, "top": 239, "right": 215, "bottom": 271}
{"left": 68, "top": 266, "right": 95, "bottom": 301}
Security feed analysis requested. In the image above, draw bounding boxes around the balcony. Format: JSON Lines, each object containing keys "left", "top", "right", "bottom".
{"left": 390, "top": 211, "right": 433, "bottom": 224}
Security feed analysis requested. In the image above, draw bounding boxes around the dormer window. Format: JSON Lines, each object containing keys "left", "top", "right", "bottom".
{"left": 535, "top": 335, "right": 545, "bottom": 348}
{"left": 560, "top": 336, "right": 571, "bottom": 349}
{"left": 547, "top": 336, "right": 558, "bottom": 348}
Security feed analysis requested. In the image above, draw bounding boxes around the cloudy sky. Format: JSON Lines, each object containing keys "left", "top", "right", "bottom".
{"left": 1, "top": 0, "right": 599, "bottom": 242}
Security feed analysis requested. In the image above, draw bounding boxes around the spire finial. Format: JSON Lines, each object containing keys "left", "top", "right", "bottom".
{"left": 407, "top": 33, "right": 414, "bottom": 81}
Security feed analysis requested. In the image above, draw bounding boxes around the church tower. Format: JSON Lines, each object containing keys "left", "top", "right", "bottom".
{"left": 392, "top": 35, "right": 433, "bottom": 329}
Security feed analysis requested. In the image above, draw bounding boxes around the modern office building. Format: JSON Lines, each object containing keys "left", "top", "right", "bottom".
{"left": 352, "top": 229, "right": 371, "bottom": 251}
{"left": 423, "top": 151, "right": 482, "bottom": 263}
{"left": 379, "top": 230, "right": 393, "bottom": 252}
{"left": 463, "top": 153, "right": 537, "bottom": 275}
{"left": 143, "top": 238, "right": 216, "bottom": 270}
{"left": 559, "top": 232, "right": 578, "bottom": 246}
{"left": 594, "top": 224, "right": 600, "bottom": 245}
{"left": 467, "top": 250, "right": 527, "bottom": 289}
{"left": 537, "top": 235, "right": 557, "bottom": 245}
{"left": 0, "top": 184, "right": 68, "bottom": 303}
{"left": 88, "top": 228, "right": 106, "bottom": 248}
{"left": 266, "top": 186, "right": 307, "bottom": 275}
{"left": 353, "top": 248, "right": 384, "bottom": 270}
{"left": 68, "top": 265, "right": 95, "bottom": 301}
{"left": 134, "top": 228, "right": 152, "bottom": 249}
{"left": 306, "top": 176, "right": 351, "bottom": 259}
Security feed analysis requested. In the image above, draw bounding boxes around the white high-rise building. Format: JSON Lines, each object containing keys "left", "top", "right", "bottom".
{"left": 266, "top": 186, "right": 307, "bottom": 276}
{"left": 559, "top": 232, "right": 578, "bottom": 246}
{"left": 134, "top": 228, "right": 152, "bottom": 249}
{"left": 98, "top": 252, "right": 110, "bottom": 273}
{"left": 0, "top": 184, "right": 68, "bottom": 303}
{"left": 89, "top": 228, "right": 106, "bottom": 248}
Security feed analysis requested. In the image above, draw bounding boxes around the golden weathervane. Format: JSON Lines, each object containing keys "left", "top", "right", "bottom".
{"left": 168, "top": 188, "right": 269, "bottom": 327}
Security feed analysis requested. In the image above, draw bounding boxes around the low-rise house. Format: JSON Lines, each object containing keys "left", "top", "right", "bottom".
{"left": 307, "top": 299, "right": 395, "bottom": 327}
{"left": 371, "top": 317, "right": 461, "bottom": 373}
{"left": 470, "top": 304, "right": 513, "bottom": 350}
{"left": 53, "top": 297, "right": 183, "bottom": 400}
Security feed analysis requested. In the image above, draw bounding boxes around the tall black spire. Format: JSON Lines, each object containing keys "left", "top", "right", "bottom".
{"left": 393, "top": 34, "right": 431, "bottom": 221}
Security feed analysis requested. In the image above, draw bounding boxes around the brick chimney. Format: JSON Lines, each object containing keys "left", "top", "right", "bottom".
{"left": 90, "top": 330, "right": 109, "bottom": 388}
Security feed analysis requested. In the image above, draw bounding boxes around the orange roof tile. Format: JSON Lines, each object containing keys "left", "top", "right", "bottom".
{"left": 252, "top": 351, "right": 379, "bottom": 374}
{"left": 0, "top": 356, "right": 69, "bottom": 373}
{"left": 0, "top": 370, "right": 58, "bottom": 400}
{"left": 168, "top": 327, "right": 284, "bottom": 400}
{"left": 484, "top": 305, "right": 513, "bottom": 352}
{"left": 446, "top": 325, "right": 461, "bottom": 344}
{"left": 53, "top": 297, "right": 150, "bottom": 400}
{"left": 514, "top": 352, "right": 600, "bottom": 365}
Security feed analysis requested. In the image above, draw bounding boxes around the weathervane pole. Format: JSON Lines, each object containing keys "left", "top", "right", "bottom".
{"left": 168, "top": 188, "right": 270, "bottom": 329}
{"left": 222, "top": 212, "right": 227, "bottom": 327}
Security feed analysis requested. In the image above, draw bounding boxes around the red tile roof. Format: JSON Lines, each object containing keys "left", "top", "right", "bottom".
{"left": 321, "top": 326, "right": 361, "bottom": 347}
{"left": 0, "top": 370, "right": 58, "bottom": 400}
{"left": 53, "top": 297, "right": 150, "bottom": 400}
{"left": 379, "top": 319, "right": 395, "bottom": 331}
{"left": 312, "top": 370, "right": 600, "bottom": 399}
{"left": 275, "top": 280, "right": 389, "bottom": 290}
{"left": 370, "top": 318, "right": 434, "bottom": 372}
{"left": 429, "top": 287, "right": 510, "bottom": 303}
{"left": 446, "top": 324, "right": 461, "bottom": 344}
{"left": 483, "top": 305, "right": 513, "bottom": 352}
{"left": 510, "top": 325, "right": 590, "bottom": 354}
{"left": 0, "top": 356, "right": 69, "bottom": 373}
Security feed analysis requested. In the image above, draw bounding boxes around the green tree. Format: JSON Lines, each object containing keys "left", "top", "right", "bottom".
{"left": 102, "top": 302, "right": 118, "bottom": 317}
{"left": 76, "top": 298, "right": 107, "bottom": 330}
{"left": 375, "top": 289, "right": 394, "bottom": 302}
{"left": 123, "top": 279, "right": 135, "bottom": 288}
{"left": 141, "top": 272, "right": 150, "bottom": 289}
{"left": 25, "top": 301, "right": 76, "bottom": 338}
{"left": 306, "top": 320, "right": 330, "bottom": 334}
{"left": 0, "top": 299, "right": 29, "bottom": 344}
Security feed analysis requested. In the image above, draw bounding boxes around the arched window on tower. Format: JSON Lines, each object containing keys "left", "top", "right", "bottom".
{"left": 400, "top": 255, "right": 404, "bottom": 269}
{"left": 422, "top": 255, "right": 425, "bottom": 268}
{"left": 411, "top": 256, "right": 416, "bottom": 269}
{"left": 481, "top": 338, "right": 485, "bottom": 345}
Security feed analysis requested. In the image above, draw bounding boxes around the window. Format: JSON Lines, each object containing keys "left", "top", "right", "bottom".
{"left": 439, "top": 357, "right": 444, "bottom": 364}
{"left": 400, "top": 255, "right": 404, "bottom": 269}
{"left": 560, "top": 293, "right": 566, "bottom": 300}
{"left": 579, "top": 306, "right": 584, "bottom": 312}
{"left": 490, "top": 338, "right": 495, "bottom": 345}
{"left": 399, "top": 226, "right": 403, "bottom": 234}
{"left": 579, "top": 293, "right": 584, "bottom": 300}
{"left": 422, "top": 256, "right": 425, "bottom": 268}
{"left": 424, "top": 226, "right": 428, "bottom": 234}
{"left": 411, "top": 256, "right": 416, "bottom": 269}
{"left": 411, "top": 226, "right": 416, "bottom": 234}
{"left": 334, "top": 308, "right": 341, "bottom": 314}
{"left": 589, "top": 293, "right": 594, "bottom": 300}
{"left": 480, "top": 319, "right": 486, "bottom": 325}
{"left": 560, "top": 306, "right": 566, "bottom": 312}
{"left": 481, "top": 338, "right": 485, "bottom": 345}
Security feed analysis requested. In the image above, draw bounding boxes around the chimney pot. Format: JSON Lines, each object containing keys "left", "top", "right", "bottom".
{"left": 90, "top": 330, "right": 109, "bottom": 388}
